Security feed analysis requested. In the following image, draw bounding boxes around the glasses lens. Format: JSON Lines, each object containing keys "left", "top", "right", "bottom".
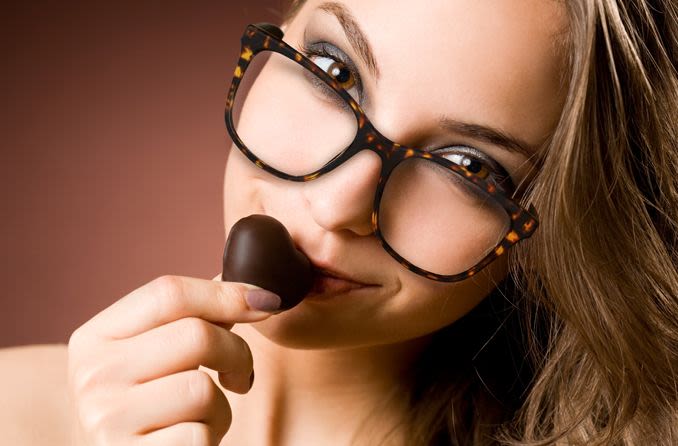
{"left": 232, "top": 51, "right": 358, "bottom": 176}
{"left": 379, "top": 158, "right": 510, "bottom": 276}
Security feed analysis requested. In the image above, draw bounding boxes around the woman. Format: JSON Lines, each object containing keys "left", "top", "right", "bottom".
{"left": 1, "top": 0, "right": 676, "bottom": 444}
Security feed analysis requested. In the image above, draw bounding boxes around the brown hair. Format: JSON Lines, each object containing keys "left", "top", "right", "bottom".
{"left": 509, "top": 0, "right": 678, "bottom": 444}
{"left": 280, "top": 1, "right": 678, "bottom": 444}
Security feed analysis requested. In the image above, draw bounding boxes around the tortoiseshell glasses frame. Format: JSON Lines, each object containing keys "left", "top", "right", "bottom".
{"left": 224, "top": 23, "right": 539, "bottom": 282}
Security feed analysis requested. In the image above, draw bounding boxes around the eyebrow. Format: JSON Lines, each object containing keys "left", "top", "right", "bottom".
{"left": 438, "top": 116, "right": 539, "bottom": 157}
{"left": 316, "top": 2, "right": 380, "bottom": 79}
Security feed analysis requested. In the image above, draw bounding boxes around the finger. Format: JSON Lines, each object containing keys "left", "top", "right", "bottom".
{"left": 126, "top": 370, "right": 231, "bottom": 442}
{"left": 136, "top": 422, "right": 218, "bottom": 446}
{"left": 80, "top": 275, "right": 274, "bottom": 340}
{"left": 114, "top": 318, "right": 253, "bottom": 392}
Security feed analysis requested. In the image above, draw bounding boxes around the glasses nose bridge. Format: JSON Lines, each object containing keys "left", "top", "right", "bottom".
{"left": 355, "top": 124, "right": 403, "bottom": 170}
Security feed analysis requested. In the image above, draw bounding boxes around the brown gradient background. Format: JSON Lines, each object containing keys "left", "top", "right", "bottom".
{"left": 1, "top": 1, "right": 285, "bottom": 348}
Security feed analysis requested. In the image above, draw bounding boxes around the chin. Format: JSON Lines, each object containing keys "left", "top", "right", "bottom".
{"left": 249, "top": 304, "right": 378, "bottom": 350}
{"left": 245, "top": 295, "right": 459, "bottom": 351}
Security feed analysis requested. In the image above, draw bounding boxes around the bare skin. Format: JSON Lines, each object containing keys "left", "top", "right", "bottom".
{"left": 0, "top": 344, "right": 70, "bottom": 444}
{"left": 0, "top": 1, "right": 568, "bottom": 445}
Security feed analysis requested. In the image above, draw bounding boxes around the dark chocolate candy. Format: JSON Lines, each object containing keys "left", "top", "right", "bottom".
{"left": 222, "top": 214, "right": 313, "bottom": 310}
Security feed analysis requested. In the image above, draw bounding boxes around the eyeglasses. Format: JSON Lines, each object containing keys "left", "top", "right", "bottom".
{"left": 224, "top": 23, "right": 539, "bottom": 282}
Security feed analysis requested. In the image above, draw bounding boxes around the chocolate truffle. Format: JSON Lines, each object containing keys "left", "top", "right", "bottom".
{"left": 222, "top": 214, "right": 313, "bottom": 311}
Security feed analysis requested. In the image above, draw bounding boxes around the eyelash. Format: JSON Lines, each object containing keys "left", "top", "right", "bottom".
{"left": 299, "top": 40, "right": 514, "bottom": 191}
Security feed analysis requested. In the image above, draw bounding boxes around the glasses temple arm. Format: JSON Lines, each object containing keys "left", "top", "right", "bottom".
{"left": 253, "top": 23, "right": 285, "bottom": 40}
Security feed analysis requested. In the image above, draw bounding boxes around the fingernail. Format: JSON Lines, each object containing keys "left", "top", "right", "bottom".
{"left": 249, "top": 370, "right": 255, "bottom": 390}
{"left": 246, "top": 289, "right": 281, "bottom": 312}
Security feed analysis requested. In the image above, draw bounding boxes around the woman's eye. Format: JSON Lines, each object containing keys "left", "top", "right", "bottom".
{"left": 299, "top": 40, "right": 364, "bottom": 104}
{"left": 312, "top": 56, "right": 356, "bottom": 90}
{"left": 307, "top": 54, "right": 361, "bottom": 102}
{"left": 433, "top": 146, "right": 514, "bottom": 192}
{"left": 443, "top": 152, "right": 492, "bottom": 179}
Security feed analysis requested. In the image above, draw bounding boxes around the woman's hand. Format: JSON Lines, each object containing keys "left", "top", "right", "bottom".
{"left": 67, "top": 275, "right": 274, "bottom": 445}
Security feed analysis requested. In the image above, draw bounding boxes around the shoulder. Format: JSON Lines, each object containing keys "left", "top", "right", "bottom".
{"left": 0, "top": 344, "right": 71, "bottom": 445}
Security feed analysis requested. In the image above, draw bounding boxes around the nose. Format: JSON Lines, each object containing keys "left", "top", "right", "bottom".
{"left": 302, "top": 150, "right": 382, "bottom": 237}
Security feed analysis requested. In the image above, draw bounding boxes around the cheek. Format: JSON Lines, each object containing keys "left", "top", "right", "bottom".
{"left": 391, "top": 254, "right": 508, "bottom": 334}
{"left": 222, "top": 147, "right": 266, "bottom": 233}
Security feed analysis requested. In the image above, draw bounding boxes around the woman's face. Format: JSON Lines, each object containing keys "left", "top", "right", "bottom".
{"left": 223, "top": 0, "right": 568, "bottom": 349}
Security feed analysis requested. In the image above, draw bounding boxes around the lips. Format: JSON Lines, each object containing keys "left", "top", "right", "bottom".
{"left": 291, "top": 238, "right": 381, "bottom": 299}
{"left": 305, "top": 263, "right": 379, "bottom": 298}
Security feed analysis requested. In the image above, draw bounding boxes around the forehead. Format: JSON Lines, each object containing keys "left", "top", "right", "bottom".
{"left": 290, "top": 0, "right": 569, "bottom": 150}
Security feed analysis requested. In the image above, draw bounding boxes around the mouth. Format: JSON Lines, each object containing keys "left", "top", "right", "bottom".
{"left": 306, "top": 262, "right": 380, "bottom": 299}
